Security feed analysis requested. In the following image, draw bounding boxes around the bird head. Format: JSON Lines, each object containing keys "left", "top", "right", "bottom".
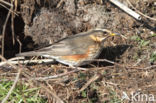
{"left": 89, "top": 29, "right": 120, "bottom": 43}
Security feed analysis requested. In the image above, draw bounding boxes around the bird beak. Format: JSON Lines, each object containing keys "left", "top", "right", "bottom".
{"left": 99, "top": 33, "right": 120, "bottom": 41}
{"left": 111, "top": 32, "right": 127, "bottom": 39}
{"left": 110, "top": 32, "right": 120, "bottom": 36}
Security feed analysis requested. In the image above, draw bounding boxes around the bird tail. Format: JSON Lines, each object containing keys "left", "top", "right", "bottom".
{"left": 16, "top": 51, "right": 41, "bottom": 57}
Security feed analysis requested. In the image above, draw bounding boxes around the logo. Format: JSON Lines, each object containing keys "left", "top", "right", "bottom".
{"left": 122, "top": 91, "right": 155, "bottom": 102}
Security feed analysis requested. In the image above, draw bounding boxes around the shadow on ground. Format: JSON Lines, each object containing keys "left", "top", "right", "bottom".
{"left": 91, "top": 44, "right": 132, "bottom": 67}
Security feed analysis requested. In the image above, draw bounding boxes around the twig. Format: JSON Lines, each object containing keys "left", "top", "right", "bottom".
{"left": 0, "top": 55, "right": 17, "bottom": 68}
{"left": 32, "top": 69, "right": 81, "bottom": 80}
{"left": 1, "top": 68, "right": 21, "bottom": 103}
{"left": 28, "top": 58, "right": 121, "bottom": 80}
{"left": 7, "top": 56, "right": 25, "bottom": 61}
{"left": 142, "top": 65, "right": 156, "bottom": 70}
{"left": 0, "top": 0, "right": 13, "bottom": 7}
{"left": 46, "top": 82, "right": 64, "bottom": 103}
{"left": 0, "top": 3, "right": 18, "bottom": 15}
{"left": 56, "top": 0, "right": 65, "bottom": 8}
{"left": 105, "top": 81, "right": 118, "bottom": 86}
{"left": 0, "top": 58, "right": 55, "bottom": 67}
{"left": 109, "top": 0, "right": 141, "bottom": 20}
{"left": 41, "top": 85, "right": 64, "bottom": 103}
{"left": 0, "top": 55, "right": 22, "bottom": 103}
{"left": 0, "top": 66, "right": 111, "bottom": 82}
{"left": 126, "top": 0, "right": 156, "bottom": 21}
{"left": 16, "top": 37, "right": 22, "bottom": 53}
{"left": 0, "top": 2, "right": 10, "bottom": 11}
{"left": 92, "top": 59, "right": 116, "bottom": 64}
{"left": 120, "top": 34, "right": 127, "bottom": 39}
{"left": 78, "top": 74, "right": 100, "bottom": 93}
{"left": 89, "top": 59, "right": 124, "bottom": 67}
{"left": 31, "top": 65, "right": 110, "bottom": 81}
{"left": 11, "top": 0, "right": 15, "bottom": 45}
{"left": 1, "top": 3, "right": 12, "bottom": 57}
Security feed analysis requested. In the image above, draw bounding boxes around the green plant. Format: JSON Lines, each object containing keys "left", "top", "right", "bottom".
{"left": 131, "top": 35, "right": 150, "bottom": 47}
{"left": 150, "top": 33, "right": 156, "bottom": 37}
{"left": 150, "top": 51, "right": 156, "bottom": 63}
{"left": 108, "top": 89, "right": 122, "bottom": 103}
{"left": 0, "top": 81, "right": 47, "bottom": 103}
{"left": 79, "top": 72, "right": 87, "bottom": 80}
{"left": 81, "top": 90, "right": 87, "bottom": 98}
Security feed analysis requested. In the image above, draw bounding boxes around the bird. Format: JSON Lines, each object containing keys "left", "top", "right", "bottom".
{"left": 16, "top": 29, "right": 120, "bottom": 67}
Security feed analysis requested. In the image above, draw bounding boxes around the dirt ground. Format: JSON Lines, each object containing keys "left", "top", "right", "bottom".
{"left": 0, "top": 0, "right": 156, "bottom": 103}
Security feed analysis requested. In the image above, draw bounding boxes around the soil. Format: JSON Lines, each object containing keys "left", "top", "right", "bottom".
{"left": 0, "top": 0, "right": 156, "bottom": 102}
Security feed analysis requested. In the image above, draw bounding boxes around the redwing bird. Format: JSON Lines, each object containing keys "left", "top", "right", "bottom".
{"left": 16, "top": 29, "right": 120, "bottom": 66}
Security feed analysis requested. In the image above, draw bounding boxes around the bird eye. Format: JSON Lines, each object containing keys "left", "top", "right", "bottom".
{"left": 103, "top": 31, "right": 107, "bottom": 34}
{"left": 103, "top": 32, "right": 110, "bottom": 36}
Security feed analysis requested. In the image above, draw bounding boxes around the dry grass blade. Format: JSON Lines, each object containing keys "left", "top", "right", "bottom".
{"left": 142, "top": 65, "right": 156, "bottom": 70}
{"left": 0, "top": 58, "right": 55, "bottom": 67}
{"left": 120, "top": 34, "right": 127, "bottom": 39}
{"left": 1, "top": 2, "right": 12, "bottom": 57}
{"left": 0, "top": 55, "right": 22, "bottom": 103}
{"left": 0, "top": 0, "right": 18, "bottom": 15}
{"left": 0, "top": 0, "right": 13, "bottom": 7}
{"left": 126, "top": 0, "right": 156, "bottom": 21}
{"left": 78, "top": 74, "right": 100, "bottom": 93}
{"left": 16, "top": 37, "right": 22, "bottom": 53}
{"left": 41, "top": 84, "right": 64, "bottom": 103}
{"left": 32, "top": 69, "right": 81, "bottom": 80}
{"left": 11, "top": 7, "right": 15, "bottom": 45}
{"left": 109, "top": 0, "right": 141, "bottom": 20}
{"left": 0, "top": 2, "right": 10, "bottom": 11}
{"left": 0, "top": 55, "right": 17, "bottom": 68}
{"left": 1, "top": 68, "right": 21, "bottom": 103}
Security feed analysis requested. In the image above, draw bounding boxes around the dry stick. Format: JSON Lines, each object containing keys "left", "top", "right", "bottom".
{"left": 1, "top": 66, "right": 111, "bottom": 82}
{"left": 56, "top": 0, "right": 65, "bottom": 8}
{"left": 6, "top": 57, "right": 24, "bottom": 61}
{"left": 91, "top": 59, "right": 147, "bottom": 69}
{"left": 142, "top": 65, "right": 156, "bottom": 70}
{"left": 78, "top": 74, "right": 100, "bottom": 93}
{"left": 31, "top": 66, "right": 111, "bottom": 81}
{"left": 0, "top": 1, "right": 18, "bottom": 15}
{"left": 126, "top": 0, "right": 156, "bottom": 21}
{"left": 109, "top": 0, "right": 141, "bottom": 20}
{"left": 0, "top": 51, "right": 120, "bottom": 66}
{"left": 1, "top": 68, "right": 21, "bottom": 103}
{"left": 41, "top": 86, "right": 64, "bottom": 103}
{"left": 16, "top": 37, "right": 22, "bottom": 53}
{"left": 0, "top": 55, "right": 21, "bottom": 103}
{"left": 0, "top": 55, "right": 17, "bottom": 68}
{"left": 1, "top": 4, "right": 12, "bottom": 57}
{"left": 46, "top": 82, "right": 64, "bottom": 103}
{"left": 0, "top": 0, "right": 13, "bottom": 7}
{"left": 91, "top": 59, "right": 124, "bottom": 67}
{"left": 0, "top": 58, "right": 119, "bottom": 68}
{"left": 105, "top": 81, "right": 118, "bottom": 87}
{"left": 0, "top": 2, "right": 10, "bottom": 11}
{"left": 28, "top": 59, "right": 120, "bottom": 80}
{"left": 32, "top": 69, "right": 81, "bottom": 80}
{"left": 11, "top": 2, "right": 15, "bottom": 45}
{"left": 0, "top": 58, "right": 55, "bottom": 67}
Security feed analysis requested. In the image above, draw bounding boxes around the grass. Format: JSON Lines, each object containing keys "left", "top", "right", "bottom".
{"left": 150, "top": 51, "right": 156, "bottom": 63}
{"left": 131, "top": 35, "right": 150, "bottom": 48}
{"left": 0, "top": 80, "right": 47, "bottom": 103}
{"left": 131, "top": 34, "right": 156, "bottom": 64}
{"left": 108, "top": 89, "right": 122, "bottom": 103}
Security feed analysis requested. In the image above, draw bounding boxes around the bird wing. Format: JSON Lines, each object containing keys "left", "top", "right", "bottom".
{"left": 38, "top": 39, "right": 87, "bottom": 56}
{"left": 16, "top": 37, "right": 87, "bottom": 57}
{"left": 37, "top": 41, "right": 74, "bottom": 56}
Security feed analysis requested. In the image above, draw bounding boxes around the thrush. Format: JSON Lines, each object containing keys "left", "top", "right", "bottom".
{"left": 16, "top": 29, "right": 120, "bottom": 66}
